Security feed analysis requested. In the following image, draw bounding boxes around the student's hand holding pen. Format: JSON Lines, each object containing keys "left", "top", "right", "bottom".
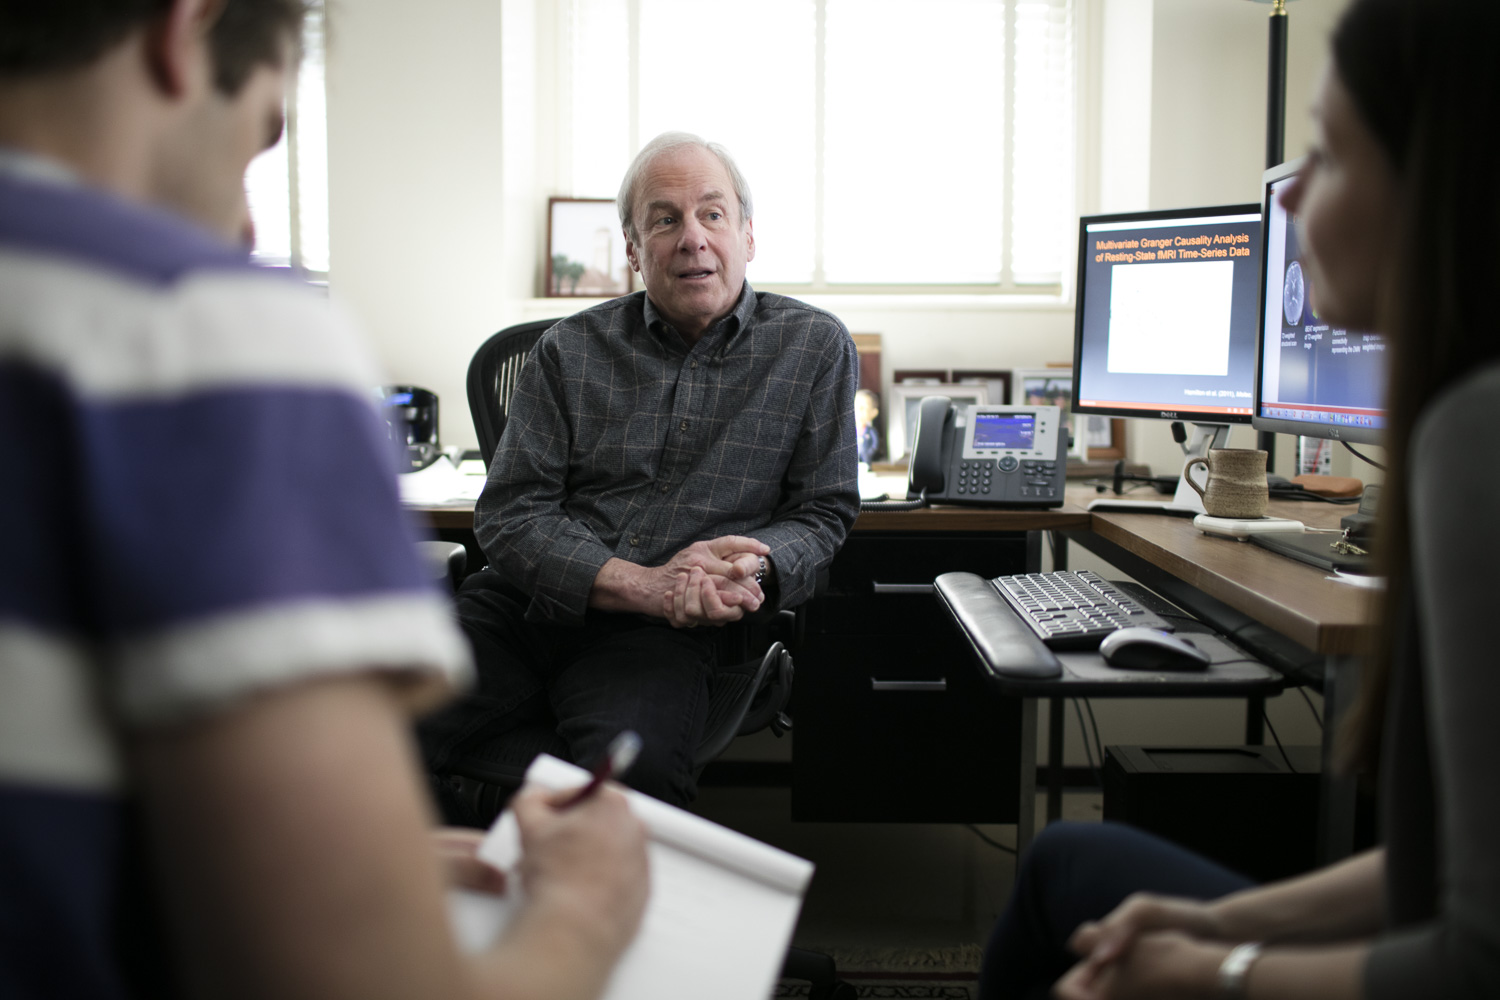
{"left": 509, "top": 735, "right": 650, "bottom": 975}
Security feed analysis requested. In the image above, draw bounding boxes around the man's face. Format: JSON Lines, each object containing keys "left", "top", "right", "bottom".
{"left": 154, "top": 58, "right": 288, "bottom": 241}
{"left": 625, "top": 145, "right": 755, "bottom": 341}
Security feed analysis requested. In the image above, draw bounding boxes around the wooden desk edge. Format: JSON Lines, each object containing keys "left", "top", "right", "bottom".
{"left": 410, "top": 502, "right": 1095, "bottom": 534}
{"left": 1081, "top": 514, "right": 1372, "bottom": 656}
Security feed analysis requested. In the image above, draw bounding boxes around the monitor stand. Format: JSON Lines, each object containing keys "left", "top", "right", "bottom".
{"left": 1087, "top": 422, "right": 1232, "bottom": 516}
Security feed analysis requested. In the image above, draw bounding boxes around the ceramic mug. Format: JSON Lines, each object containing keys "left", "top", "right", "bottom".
{"left": 1184, "top": 448, "right": 1269, "bottom": 519}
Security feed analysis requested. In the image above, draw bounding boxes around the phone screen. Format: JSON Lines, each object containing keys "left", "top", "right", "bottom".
{"left": 972, "top": 413, "right": 1035, "bottom": 450}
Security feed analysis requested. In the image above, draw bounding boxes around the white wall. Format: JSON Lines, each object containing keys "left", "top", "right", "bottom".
{"left": 324, "top": 0, "right": 511, "bottom": 444}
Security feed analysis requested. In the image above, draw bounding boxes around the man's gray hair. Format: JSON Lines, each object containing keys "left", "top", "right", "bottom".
{"left": 617, "top": 132, "right": 754, "bottom": 244}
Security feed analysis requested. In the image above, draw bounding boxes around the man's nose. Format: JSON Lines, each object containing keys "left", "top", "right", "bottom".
{"left": 678, "top": 216, "right": 707, "bottom": 251}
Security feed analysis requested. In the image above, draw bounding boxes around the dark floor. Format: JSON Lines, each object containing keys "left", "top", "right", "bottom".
{"left": 689, "top": 784, "right": 1104, "bottom": 953}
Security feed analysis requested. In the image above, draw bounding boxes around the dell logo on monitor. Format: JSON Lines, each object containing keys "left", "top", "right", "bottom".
{"left": 1158, "top": 411, "right": 1180, "bottom": 419}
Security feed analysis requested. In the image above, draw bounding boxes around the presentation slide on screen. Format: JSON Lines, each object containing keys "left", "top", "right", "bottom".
{"left": 1259, "top": 177, "right": 1386, "bottom": 431}
{"left": 1076, "top": 212, "right": 1261, "bottom": 416}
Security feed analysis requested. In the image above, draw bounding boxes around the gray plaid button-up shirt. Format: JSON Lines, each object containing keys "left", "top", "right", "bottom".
{"left": 475, "top": 284, "right": 859, "bottom": 625}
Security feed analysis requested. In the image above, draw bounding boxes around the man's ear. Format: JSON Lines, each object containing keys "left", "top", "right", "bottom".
{"left": 145, "top": 0, "right": 224, "bottom": 97}
{"left": 744, "top": 217, "right": 755, "bottom": 263}
{"left": 624, "top": 227, "right": 640, "bottom": 272}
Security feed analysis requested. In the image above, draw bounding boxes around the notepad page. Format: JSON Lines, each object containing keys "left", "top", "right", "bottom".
{"left": 447, "top": 754, "right": 814, "bottom": 1000}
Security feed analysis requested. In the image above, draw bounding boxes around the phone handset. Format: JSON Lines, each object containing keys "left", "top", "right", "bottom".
{"left": 907, "top": 395, "right": 954, "bottom": 496}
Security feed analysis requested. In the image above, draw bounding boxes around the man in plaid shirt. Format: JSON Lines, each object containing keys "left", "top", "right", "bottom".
{"left": 421, "top": 133, "right": 859, "bottom": 816}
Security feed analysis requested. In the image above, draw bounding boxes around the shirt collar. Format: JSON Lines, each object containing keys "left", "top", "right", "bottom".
{"left": 642, "top": 281, "right": 757, "bottom": 350}
{"left": 0, "top": 146, "right": 83, "bottom": 188}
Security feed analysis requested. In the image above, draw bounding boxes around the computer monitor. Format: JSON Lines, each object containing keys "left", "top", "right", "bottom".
{"left": 1253, "top": 158, "right": 1387, "bottom": 447}
{"left": 1071, "top": 203, "right": 1264, "bottom": 512}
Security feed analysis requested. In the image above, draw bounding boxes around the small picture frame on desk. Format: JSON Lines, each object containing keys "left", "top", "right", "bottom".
{"left": 546, "top": 197, "right": 631, "bottom": 297}
{"left": 892, "top": 369, "right": 950, "bottom": 385}
{"left": 887, "top": 382, "right": 989, "bottom": 461}
{"left": 952, "top": 370, "right": 1012, "bottom": 415}
{"left": 1012, "top": 367, "right": 1085, "bottom": 459}
{"left": 1082, "top": 415, "right": 1127, "bottom": 461}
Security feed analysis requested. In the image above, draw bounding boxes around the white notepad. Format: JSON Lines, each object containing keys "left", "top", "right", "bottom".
{"left": 447, "top": 754, "right": 815, "bottom": 1000}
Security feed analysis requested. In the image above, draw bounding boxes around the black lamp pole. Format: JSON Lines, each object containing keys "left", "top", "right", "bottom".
{"left": 1259, "top": 0, "right": 1290, "bottom": 462}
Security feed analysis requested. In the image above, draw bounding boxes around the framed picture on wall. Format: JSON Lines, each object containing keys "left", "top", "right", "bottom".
{"left": 546, "top": 197, "right": 631, "bottom": 297}
{"left": 887, "top": 382, "right": 989, "bottom": 461}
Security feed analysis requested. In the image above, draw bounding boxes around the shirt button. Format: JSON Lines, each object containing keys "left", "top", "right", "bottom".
{"left": 690, "top": 361, "right": 698, "bottom": 369}
{"left": 679, "top": 420, "right": 689, "bottom": 431}
{"left": 660, "top": 484, "right": 669, "bottom": 494}
{"left": 630, "top": 536, "right": 639, "bottom": 547}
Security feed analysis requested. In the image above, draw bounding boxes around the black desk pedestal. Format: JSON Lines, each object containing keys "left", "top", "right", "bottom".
{"left": 792, "top": 531, "right": 1035, "bottom": 823}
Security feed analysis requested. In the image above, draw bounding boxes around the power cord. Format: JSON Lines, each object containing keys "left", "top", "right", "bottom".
{"left": 966, "top": 824, "right": 1017, "bottom": 855}
{"left": 1341, "top": 440, "right": 1385, "bottom": 471}
{"left": 1296, "top": 687, "right": 1324, "bottom": 729}
{"left": 1262, "top": 708, "right": 1296, "bottom": 773}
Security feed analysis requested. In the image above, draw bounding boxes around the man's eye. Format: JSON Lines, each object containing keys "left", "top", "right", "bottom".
{"left": 707, "top": 211, "right": 723, "bottom": 221}
{"left": 656, "top": 216, "right": 676, "bottom": 227}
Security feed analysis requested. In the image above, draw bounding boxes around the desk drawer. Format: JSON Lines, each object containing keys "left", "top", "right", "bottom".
{"left": 791, "top": 632, "right": 1022, "bottom": 823}
{"left": 811, "top": 532, "right": 1032, "bottom": 636}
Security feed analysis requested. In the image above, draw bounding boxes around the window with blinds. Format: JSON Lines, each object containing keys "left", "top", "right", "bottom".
{"left": 563, "top": 0, "right": 1075, "bottom": 290}
{"left": 245, "top": 9, "right": 329, "bottom": 276}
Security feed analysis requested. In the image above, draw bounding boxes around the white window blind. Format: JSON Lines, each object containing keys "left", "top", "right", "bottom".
{"left": 245, "top": 9, "right": 329, "bottom": 274}
{"left": 564, "top": 0, "right": 1074, "bottom": 290}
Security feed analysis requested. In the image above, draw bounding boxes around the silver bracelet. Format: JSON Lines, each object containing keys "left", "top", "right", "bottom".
{"left": 1217, "top": 941, "right": 1263, "bottom": 999}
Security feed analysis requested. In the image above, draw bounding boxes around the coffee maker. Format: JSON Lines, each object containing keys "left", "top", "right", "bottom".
{"left": 381, "top": 385, "right": 441, "bottom": 472}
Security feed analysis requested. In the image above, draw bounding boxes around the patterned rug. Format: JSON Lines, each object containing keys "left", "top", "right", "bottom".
{"left": 775, "top": 945, "right": 981, "bottom": 999}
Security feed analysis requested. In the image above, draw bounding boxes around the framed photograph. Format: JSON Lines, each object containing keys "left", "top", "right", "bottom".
{"left": 952, "top": 369, "right": 1012, "bottom": 414}
{"left": 887, "top": 382, "right": 989, "bottom": 461}
{"left": 1011, "top": 368, "right": 1085, "bottom": 458}
{"left": 546, "top": 197, "right": 631, "bottom": 297}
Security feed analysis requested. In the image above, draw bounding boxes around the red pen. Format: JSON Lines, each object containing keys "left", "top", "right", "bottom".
{"left": 556, "top": 730, "right": 642, "bottom": 809}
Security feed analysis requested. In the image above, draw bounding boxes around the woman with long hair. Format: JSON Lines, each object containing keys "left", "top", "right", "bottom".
{"left": 979, "top": 0, "right": 1500, "bottom": 997}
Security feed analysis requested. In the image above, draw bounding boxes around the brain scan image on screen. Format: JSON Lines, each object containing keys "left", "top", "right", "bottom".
{"left": 1283, "top": 260, "right": 1305, "bottom": 326}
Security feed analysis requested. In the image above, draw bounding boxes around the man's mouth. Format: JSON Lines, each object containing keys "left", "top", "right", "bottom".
{"left": 677, "top": 268, "right": 715, "bottom": 280}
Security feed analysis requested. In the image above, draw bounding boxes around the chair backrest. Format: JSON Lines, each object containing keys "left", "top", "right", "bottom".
{"left": 465, "top": 319, "right": 562, "bottom": 467}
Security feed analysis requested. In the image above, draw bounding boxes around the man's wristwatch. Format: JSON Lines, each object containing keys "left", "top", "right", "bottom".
{"left": 1217, "top": 942, "right": 1263, "bottom": 999}
{"left": 755, "top": 555, "right": 768, "bottom": 585}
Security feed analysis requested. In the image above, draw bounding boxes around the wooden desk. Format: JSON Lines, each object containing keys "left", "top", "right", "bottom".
{"left": 1060, "top": 485, "right": 1375, "bottom": 861}
{"left": 407, "top": 488, "right": 1375, "bottom": 856}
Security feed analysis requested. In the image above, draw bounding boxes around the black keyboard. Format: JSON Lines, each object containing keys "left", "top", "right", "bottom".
{"left": 989, "top": 569, "right": 1175, "bottom": 649}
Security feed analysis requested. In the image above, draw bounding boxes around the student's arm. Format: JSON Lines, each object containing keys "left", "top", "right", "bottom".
{"left": 133, "top": 673, "right": 647, "bottom": 1000}
{"left": 1053, "top": 851, "right": 1384, "bottom": 1000}
{"left": 1070, "top": 849, "right": 1386, "bottom": 957}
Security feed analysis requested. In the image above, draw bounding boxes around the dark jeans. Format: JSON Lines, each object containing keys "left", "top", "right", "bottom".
{"left": 418, "top": 569, "right": 716, "bottom": 811}
{"left": 978, "top": 822, "right": 1255, "bottom": 1000}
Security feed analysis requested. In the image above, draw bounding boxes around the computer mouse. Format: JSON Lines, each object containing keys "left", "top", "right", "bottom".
{"left": 1099, "top": 627, "right": 1211, "bottom": 672}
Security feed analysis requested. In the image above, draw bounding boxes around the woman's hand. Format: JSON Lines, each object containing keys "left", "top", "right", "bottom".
{"left": 1068, "top": 892, "right": 1226, "bottom": 968}
{"left": 1054, "top": 930, "right": 1227, "bottom": 1000}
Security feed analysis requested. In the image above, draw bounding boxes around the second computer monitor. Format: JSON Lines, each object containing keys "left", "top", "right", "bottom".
{"left": 1253, "top": 158, "right": 1386, "bottom": 447}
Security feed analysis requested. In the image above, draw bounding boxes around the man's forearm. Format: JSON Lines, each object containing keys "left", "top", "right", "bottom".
{"left": 589, "top": 558, "right": 658, "bottom": 616}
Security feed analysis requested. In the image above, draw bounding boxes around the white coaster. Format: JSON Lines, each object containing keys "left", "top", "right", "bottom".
{"left": 1193, "top": 514, "right": 1306, "bottom": 540}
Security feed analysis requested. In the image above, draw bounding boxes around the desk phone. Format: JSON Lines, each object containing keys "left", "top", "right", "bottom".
{"left": 906, "top": 396, "right": 1068, "bottom": 508}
